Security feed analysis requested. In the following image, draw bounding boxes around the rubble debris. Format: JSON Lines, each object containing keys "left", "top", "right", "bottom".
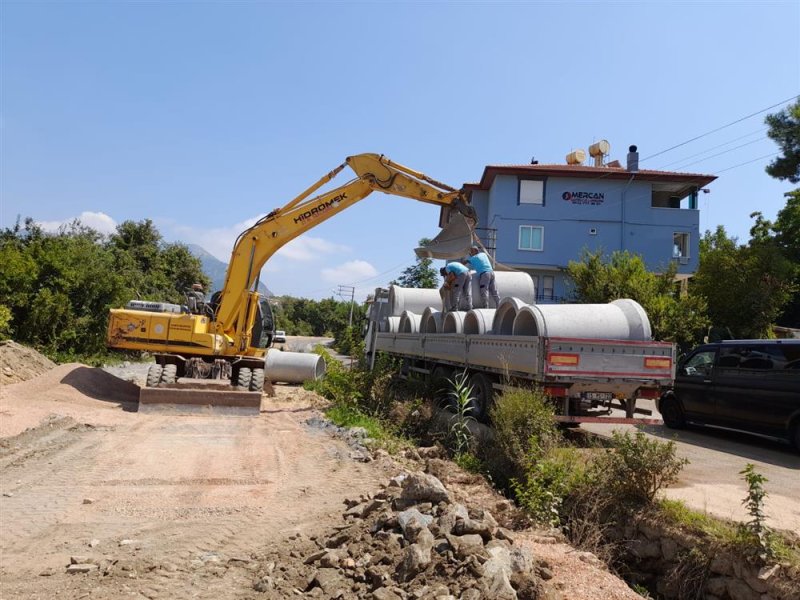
{"left": 252, "top": 470, "right": 550, "bottom": 599}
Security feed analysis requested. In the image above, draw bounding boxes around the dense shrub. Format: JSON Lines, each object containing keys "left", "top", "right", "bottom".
{"left": 512, "top": 446, "right": 586, "bottom": 526}
{"left": 587, "top": 430, "right": 688, "bottom": 506}
{"left": 489, "top": 386, "right": 562, "bottom": 477}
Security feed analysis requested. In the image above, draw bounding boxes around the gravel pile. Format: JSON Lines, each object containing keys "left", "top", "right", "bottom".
{"left": 251, "top": 471, "right": 550, "bottom": 599}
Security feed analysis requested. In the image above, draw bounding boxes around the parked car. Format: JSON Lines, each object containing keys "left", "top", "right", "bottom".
{"left": 659, "top": 339, "right": 800, "bottom": 450}
{"left": 273, "top": 330, "right": 286, "bottom": 344}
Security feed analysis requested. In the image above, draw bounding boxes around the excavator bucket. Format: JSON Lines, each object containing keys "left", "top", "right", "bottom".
{"left": 137, "top": 379, "right": 270, "bottom": 416}
{"left": 414, "top": 213, "right": 475, "bottom": 260}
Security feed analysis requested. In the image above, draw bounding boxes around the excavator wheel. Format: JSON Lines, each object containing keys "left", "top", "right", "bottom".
{"left": 250, "top": 368, "right": 265, "bottom": 393}
{"left": 161, "top": 364, "right": 178, "bottom": 385}
{"left": 236, "top": 367, "right": 253, "bottom": 390}
{"left": 146, "top": 365, "right": 163, "bottom": 387}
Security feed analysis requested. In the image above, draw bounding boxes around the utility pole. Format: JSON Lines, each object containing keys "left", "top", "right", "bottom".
{"left": 336, "top": 285, "right": 356, "bottom": 328}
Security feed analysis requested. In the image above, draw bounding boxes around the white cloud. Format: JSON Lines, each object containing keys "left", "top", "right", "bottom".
{"left": 321, "top": 260, "right": 378, "bottom": 284}
{"left": 38, "top": 211, "right": 117, "bottom": 235}
{"left": 276, "top": 236, "right": 351, "bottom": 261}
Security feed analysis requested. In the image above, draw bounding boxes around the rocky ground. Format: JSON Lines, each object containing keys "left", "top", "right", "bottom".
{"left": 0, "top": 342, "right": 641, "bottom": 599}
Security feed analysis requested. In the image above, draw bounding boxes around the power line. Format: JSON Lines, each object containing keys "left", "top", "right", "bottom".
{"left": 641, "top": 94, "right": 797, "bottom": 162}
{"left": 669, "top": 137, "right": 769, "bottom": 171}
{"left": 713, "top": 152, "right": 779, "bottom": 174}
{"left": 657, "top": 128, "right": 767, "bottom": 169}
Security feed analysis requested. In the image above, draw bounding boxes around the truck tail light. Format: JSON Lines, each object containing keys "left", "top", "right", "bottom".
{"left": 547, "top": 353, "right": 579, "bottom": 366}
{"left": 637, "top": 387, "right": 661, "bottom": 399}
{"left": 644, "top": 357, "right": 671, "bottom": 370}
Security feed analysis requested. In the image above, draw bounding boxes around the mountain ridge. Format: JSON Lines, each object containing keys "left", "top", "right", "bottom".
{"left": 186, "top": 243, "right": 274, "bottom": 297}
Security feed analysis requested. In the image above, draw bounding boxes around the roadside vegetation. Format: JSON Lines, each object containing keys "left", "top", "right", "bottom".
{"left": 307, "top": 346, "right": 799, "bottom": 595}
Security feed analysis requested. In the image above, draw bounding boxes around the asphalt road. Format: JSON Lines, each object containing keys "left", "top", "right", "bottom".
{"left": 583, "top": 400, "right": 800, "bottom": 534}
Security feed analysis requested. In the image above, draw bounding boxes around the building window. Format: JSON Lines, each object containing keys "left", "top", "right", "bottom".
{"left": 542, "top": 276, "right": 554, "bottom": 300}
{"left": 519, "top": 179, "right": 544, "bottom": 205}
{"left": 673, "top": 232, "right": 689, "bottom": 258}
{"left": 519, "top": 225, "right": 544, "bottom": 251}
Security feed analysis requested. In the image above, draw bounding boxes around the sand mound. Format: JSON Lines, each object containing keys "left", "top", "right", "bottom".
{"left": 0, "top": 364, "right": 140, "bottom": 438}
{"left": 3, "top": 363, "right": 140, "bottom": 405}
{"left": 0, "top": 340, "right": 57, "bottom": 385}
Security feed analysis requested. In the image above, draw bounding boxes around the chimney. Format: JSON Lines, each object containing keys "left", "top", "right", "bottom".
{"left": 627, "top": 145, "right": 639, "bottom": 172}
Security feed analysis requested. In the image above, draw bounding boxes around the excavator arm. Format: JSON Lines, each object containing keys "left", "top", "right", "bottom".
{"left": 214, "top": 153, "right": 476, "bottom": 350}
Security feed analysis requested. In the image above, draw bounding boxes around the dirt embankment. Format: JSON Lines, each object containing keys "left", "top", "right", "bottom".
{"left": 0, "top": 340, "right": 56, "bottom": 385}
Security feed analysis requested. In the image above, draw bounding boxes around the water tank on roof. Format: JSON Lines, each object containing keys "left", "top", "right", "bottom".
{"left": 566, "top": 149, "right": 586, "bottom": 165}
{"left": 589, "top": 140, "right": 611, "bottom": 157}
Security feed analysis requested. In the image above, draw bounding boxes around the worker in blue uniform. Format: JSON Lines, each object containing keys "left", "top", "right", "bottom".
{"left": 439, "top": 262, "right": 473, "bottom": 312}
{"left": 464, "top": 246, "right": 500, "bottom": 308}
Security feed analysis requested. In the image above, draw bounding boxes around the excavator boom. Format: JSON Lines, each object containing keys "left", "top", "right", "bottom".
{"left": 106, "top": 153, "right": 476, "bottom": 413}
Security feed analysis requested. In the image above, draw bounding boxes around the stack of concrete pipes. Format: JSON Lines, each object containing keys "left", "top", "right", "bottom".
{"left": 385, "top": 275, "right": 652, "bottom": 342}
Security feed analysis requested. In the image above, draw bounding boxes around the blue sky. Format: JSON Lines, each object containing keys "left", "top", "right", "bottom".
{"left": 2, "top": 1, "right": 798, "bottom": 301}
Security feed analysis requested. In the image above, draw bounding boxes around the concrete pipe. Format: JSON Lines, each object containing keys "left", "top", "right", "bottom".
{"left": 388, "top": 286, "right": 443, "bottom": 317}
{"left": 468, "top": 271, "right": 536, "bottom": 308}
{"left": 266, "top": 351, "right": 326, "bottom": 384}
{"left": 611, "top": 299, "right": 652, "bottom": 341}
{"left": 463, "top": 309, "right": 496, "bottom": 335}
{"left": 491, "top": 297, "right": 530, "bottom": 335}
{"left": 399, "top": 311, "right": 422, "bottom": 334}
{"left": 442, "top": 311, "right": 466, "bottom": 334}
{"left": 511, "top": 299, "right": 652, "bottom": 341}
{"left": 380, "top": 316, "right": 402, "bottom": 333}
{"left": 420, "top": 306, "right": 443, "bottom": 334}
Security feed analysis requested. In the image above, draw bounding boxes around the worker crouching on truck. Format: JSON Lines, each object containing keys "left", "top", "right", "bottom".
{"left": 464, "top": 246, "right": 500, "bottom": 309}
{"left": 439, "top": 263, "right": 472, "bottom": 313}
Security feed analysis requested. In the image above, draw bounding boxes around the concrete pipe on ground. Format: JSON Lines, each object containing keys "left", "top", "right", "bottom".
{"left": 399, "top": 311, "right": 422, "bottom": 334}
{"left": 463, "top": 309, "right": 496, "bottom": 335}
{"left": 388, "top": 286, "right": 443, "bottom": 317}
{"left": 420, "top": 307, "right": 443, "bottom": 333}
{"left": 266, "top": 351, "right": 326, "bottom": 384}
{"left": 491, "top": 297, "right": 531, "bottom": 335}
{"left": 468, "top": 272, "right": 536, "bottom": 307}
{"left": 511, "top": 299, "right": 652, "bottom": 341}
{"left": 442, "top": 311, "right": 466, "bottom": 334}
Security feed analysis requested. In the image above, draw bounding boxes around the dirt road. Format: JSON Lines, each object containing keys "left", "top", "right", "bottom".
{"left": 0, "top": 367, "right": 388, "bottom": 599}
{"left": 0, "top": 360, "right": 640, "bottom": 600}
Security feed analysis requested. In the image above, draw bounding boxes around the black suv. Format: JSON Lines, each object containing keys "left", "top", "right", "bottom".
{"left": 659, "top": 339, "right": 800, "bottom": 450}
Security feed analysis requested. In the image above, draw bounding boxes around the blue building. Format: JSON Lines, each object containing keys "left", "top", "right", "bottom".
{"left": 457, "top": 146, "right": 717, "bottom": 302}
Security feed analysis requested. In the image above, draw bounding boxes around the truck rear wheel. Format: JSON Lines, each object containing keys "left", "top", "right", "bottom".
{"left": 430, "top": 365, "right": 453, "bottom": 405}
{"left": 236, "top": 368, "right": 253, "bottom": 390}
{"left": 468, "top": 372, "right": 494, "bottom": 422}
{"left": 146, "top": 365, "right": 163, "bottom": 387}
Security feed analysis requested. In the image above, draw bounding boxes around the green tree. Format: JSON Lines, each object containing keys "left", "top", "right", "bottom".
{"left": 393, "top": 238, "right": 439, "bottom": 288}
{"left": 693, "top": 226, "right": 795, "bottom": 337}
{"left": 765, "top": 99, "right": 800, "bottom": 183}
{"left": 565, "top": 250, "right": 709, "bottom": 351}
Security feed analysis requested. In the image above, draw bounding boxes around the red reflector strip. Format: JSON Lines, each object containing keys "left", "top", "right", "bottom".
{"left": 644, "top": 357, "right": 671, "bottom": 369}
{"left": 544, "top": 386, "right": 568, "bottom": 397}
{"left": 638, "top": 388, "right": 661, "bottom": 399}
{"left": 548, "top": 353, "right": 580, "bottom": 366}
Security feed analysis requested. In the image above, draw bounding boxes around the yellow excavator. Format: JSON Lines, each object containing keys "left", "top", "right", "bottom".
{"left": 106, "top": 153, "right": 477, "bottom": 413}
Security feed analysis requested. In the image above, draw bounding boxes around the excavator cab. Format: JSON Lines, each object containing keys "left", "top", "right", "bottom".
{"left": 251, "top": 298, "right": 275, "bottom": 349}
